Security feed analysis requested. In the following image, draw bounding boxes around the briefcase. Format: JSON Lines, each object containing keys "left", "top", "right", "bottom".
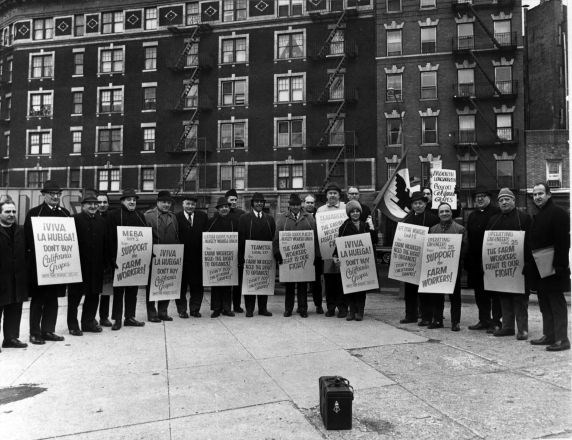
{"left": 319, "top": 376, "right": 354, "bottom": 430}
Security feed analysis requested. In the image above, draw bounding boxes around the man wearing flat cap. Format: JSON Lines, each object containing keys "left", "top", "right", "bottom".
{"left": 225, "top": 188, "right": 245, "bottom": 312}
{"left": 144, "top": 190, "right": 179, "bottom": 322}
{"left": 106, "top": 188, "right": 147, "bottom": 330}
{"left": 67, "top": 193, "right": 110, "bottom": 336}
{"left": 316, "top": 182, "right": 347, "bottom": 317}
{"left": 238, "top": 192, "right": 276, "bottom": 317}
{"left": 273, "top": 193, "right": 319, "bottom": 318}
{"left": 398, "top": 191, "right": 439, "bottom": 326}
{"left": 465, "top": 186, "right": 502, "bottom": 332}
{"left": 176, "top": 194, "right": 208, "bottom": 318}
{"left": 24, "top": 180, "right": 71, "bottom": 345}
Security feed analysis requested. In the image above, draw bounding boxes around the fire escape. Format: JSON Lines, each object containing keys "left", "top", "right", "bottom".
{"left": 309, "top": 9, "right": 359, "bottom": 193}
{"left": 451, "top": 0, "right": 518, "bottom": 150}
{"left": 168, "top": 24, "right": 213, "bottom": 195}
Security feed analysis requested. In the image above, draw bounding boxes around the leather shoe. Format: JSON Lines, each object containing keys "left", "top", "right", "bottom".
{"left": 428, "top": 321, "right": 444, "bottom": 329}
{"left": 516, "top": 331, "right": 528, "bottom": 341}
{"left": 178, "top": 312, "right": 189, "bottom": 319}
{"left": 30, "top": 335, "right": 45, "bottom": 345}
{"left": 546, "top": 340, "right": 571, "bottom": 351}
{"left": 2, "top": 338, "right": 28, "bottom": 348}
{"left": 111, "top": 321, "right": 122, "bottom": 331}
{"left": 487, "top": 325, "right": 501, "bottom": 334}
{"left": 245, "top": 310, "right": 254, "bottom": 317}
{"left": 494, "top": 328, "right": 515, "bottom": 337}
{"left": 222, "top": 310, "right": 235, "bottom": 317}
{"left": 69, "top": 329, "right": 83, "bottom": 336}
{"left": 468, "top": 321, "right": 488, "bottom": 330}
{"left": 82, "top": 324, "right": 103, "bottom": 333}
{"left": 283, "top": 311, "right": 292, "bottom": 317}
{"left": 148, "top": 316, "right": 162, "bottom": 323}
{"left": 211, "top": 311, "right": 220, "bottom": 318}
{"left": 355, "top": 313, "right": 363, "bottom": 322}
{"left": 337, "top": 311, "right": 347, "bottom": 319}
{"left": 418, "top": 320, "right": 430, "bottom": 327}
{"left": 530, "top": 335, "right": 555, "bottom": 345}
{"left": 191, "top": 311, "right": 202, "bottom": 318}
{"left": 346, "top": 313, "right": 355, "bottom": 321}
{"left": 159, "top": 314, "right": 173, "bottom": 321}
{"left": 42, "top": 332, "right": 65, "bottom": 341}
{"left": 399, "top": 318, "right": 417, "bottom": 324}
{"left": 451, "top": 323, "right": 460, "bottom": 332}
{"left": 325, "top": 310, "right": 335, "bottom": 317}
{"left": 259, "top": 310, "right": 273, "bottom": 317}
{"left": 234, "top": 307, "right": 244, "bottom": 313}
{"left": 124, "top": 318, "right": 145, "bottom": 327}
{"left": 300, "top": 312, "right": 308, "bottom": 318}
{"left": 316, "top": 306, "right": 324, "bottom": 314}
{"left": 99, "top": 318, "right": 112, "bottom": 327}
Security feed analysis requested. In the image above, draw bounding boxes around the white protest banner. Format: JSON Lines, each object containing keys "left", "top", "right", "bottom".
{"left": 316, "top": 209, "right": 347, "bottom": 259}
{"left": 242, "top": 240, "right": 275, "bottom": 295}
{"left": 279, "top": 230, "right": 315, "bottom": 283}
{"left": 336, "top": 233, "right": 379, "bottom": 294}
{"left": 31, "top": 217, "right": 82, "bottom": 285}
{"left": 113, "top": 226, "right": 153, "bottom": 287}
{"left": 202, "top": 232, "right": 239, "bottom": 286}
{"left": 388, "top": 223, "right": 429, "bottom": 285}
{"left": 419, "top": 234, "right": 462, "bottom": 294}
{"left": 483, "top": 230, "right": 525, "bottom": 293}
{"left": 431, "top": 169, "right": 457, "bottom": 210}
{"left": 149, "top": 244, "right": 184, "bottom": 301}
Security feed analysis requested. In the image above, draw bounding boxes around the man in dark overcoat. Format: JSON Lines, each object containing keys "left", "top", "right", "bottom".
{"left": 24, "top": 180, "right": 71, "bottom": 344}
{"left": 527, "top": 183, "right": 570, "bottom": 351}
{"left": 67, "top": 194, "right": 110, "bottom": 336}
{"left": 465, "top": 186, "right": 502, "bottom": 332}
{"left": 96, "top": 191, "right": 113, "bottom": 327}
{"left": 226, "top": 188, "right": 245, "bottom": 313}
{"left": 0, "top": 198, "right": 28, "bottom": 350}
{"left": 238, "top": 192, "right": 276, "bottom": 317}
{"left": 106, "top": 188, "right": 147, "bottom": 330}
{"left": 175, "top": 194, "right": 208, "bottom": 318}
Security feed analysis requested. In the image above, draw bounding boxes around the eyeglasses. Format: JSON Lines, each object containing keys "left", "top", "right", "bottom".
{"left": 423, "top": 192, "right": 432, "bottom": 195}
{"left": 46, "top": 192, "right": 62, "bottom": 197}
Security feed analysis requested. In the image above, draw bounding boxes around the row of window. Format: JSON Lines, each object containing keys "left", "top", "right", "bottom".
{"left": 385, "top": 65, "right": 514, "bottom": 102}
{"left": 385, "top": 20, "right": 512, "bottom": 57}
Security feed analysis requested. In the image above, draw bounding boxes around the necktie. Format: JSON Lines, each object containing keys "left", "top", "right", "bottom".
{"left": 190, "top": 214, "right": 193, "bottom": 227}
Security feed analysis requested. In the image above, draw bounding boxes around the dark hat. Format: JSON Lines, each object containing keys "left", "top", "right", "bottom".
{"left": 346, "top": 200, "right": 362, "bottom": 216}
{"left": 324, "top": 182, "right": 342, "bottom": 195}
{"left": 40, "top": 180, "right": 62, "bottom": 193}
{"left": 215, "top": 196, "right": 230, "bottom": 208}
{"left": 251, "top": 192, "right": 266, "bottom": 204}
{"left": 181, "top": 193, "right": 198, "bottom": 202}
{"left": 81, "top": 194, "right": 99, "bottom": 204}
{"left": 157, "top": 190, "right": 173, "bottom": 202}
{"left": 225, "top": 189, "right": 238, "bottom": 198}
{"left": 410, "top": 191, "right": 428, "bottom": 204}
{"left": 288, "top": 193, "right": 302, "bottom": 205}
{"left": 472, "top": 185, "right": 492, "bottom": 198}
{"left": 120, "top": 188, "right": 139, "bottom": 200}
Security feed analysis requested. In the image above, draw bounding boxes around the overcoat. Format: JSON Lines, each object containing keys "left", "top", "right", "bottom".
{"left": 176, "top": 209, "right": 208, "bottom": 284}
{"left": 238, "top": 210, "right": 276, "bottom": 266}
{"left": 24, "top": 202, "right": 71, "bottom": 296}
{"left": 273, "top": 210, "right": 319, "bottom": 258}
{"left": 464, "top": 204, "right": 500, "bottom": 287}
{"left": 207, "top": 213, "right": 238, "bottom": 233}
{"left": 106, "top": 205, "right": 148, "bottom": 265}
{"left": 0, "top": 224, "right": 28, "bottom": 305}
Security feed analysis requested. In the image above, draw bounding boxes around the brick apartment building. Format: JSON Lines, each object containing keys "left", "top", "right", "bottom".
{"left": 376, "top": 0, "right": 526, "bottom": 211}
{"left": 525, "top": 0, "right": 568, "bottom": 211}
{"left": 0, "top": 0, "right": 376, "bottom": 214}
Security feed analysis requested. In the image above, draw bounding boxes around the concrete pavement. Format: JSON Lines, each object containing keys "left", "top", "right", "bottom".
{"left": 0, "top": 289, "right": 570, "bottom": 440}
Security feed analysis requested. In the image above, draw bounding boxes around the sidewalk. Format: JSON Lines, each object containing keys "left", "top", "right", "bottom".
{"left": 0, "top": 291, "right": 570, "bottom": 440}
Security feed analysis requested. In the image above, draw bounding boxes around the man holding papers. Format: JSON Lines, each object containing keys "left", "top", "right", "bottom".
{"left": 526, "top": 183, "right": 570, "bottom": 351}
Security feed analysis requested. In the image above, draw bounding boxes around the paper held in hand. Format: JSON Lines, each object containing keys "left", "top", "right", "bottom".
{"left": 532, "top": 246, "right": 556, "bottom": 279}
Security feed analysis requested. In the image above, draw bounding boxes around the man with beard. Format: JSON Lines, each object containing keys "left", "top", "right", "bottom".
{"left": 25, "top": 180, "right": 70, "bottom": 345}
{"left": 176, "top": 194, "right": 208, "bottom": 318}
{"left": 67, "top": 194, "right": 109, "bottom": 336}
{"left": 107, "top": 188, "right": 147, "bottom": 330}
{"left": 527, "top": 183, "right": 570, "bottom": 351}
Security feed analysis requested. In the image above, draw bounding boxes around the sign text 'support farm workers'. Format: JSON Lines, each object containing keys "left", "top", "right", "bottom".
{"left": 113, "top": 227, "right": 153, "bottom": 287}
{"left": 388, "top": 224, "right": 429, "bottom": 285}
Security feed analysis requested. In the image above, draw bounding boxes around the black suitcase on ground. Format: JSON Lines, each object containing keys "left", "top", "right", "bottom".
{"left": 319, "top": 376, "right": 354, "bottom": 430}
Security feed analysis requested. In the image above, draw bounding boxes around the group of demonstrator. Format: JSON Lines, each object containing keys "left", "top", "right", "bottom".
{"left": 0, "top": 179, "right": 568, "bottom": 353}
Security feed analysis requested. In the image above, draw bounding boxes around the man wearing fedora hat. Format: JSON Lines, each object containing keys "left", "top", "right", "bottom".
{"left": 67, "top": 193, "right": 110, "bottom": 336}
{"left": 144, "top": 191, "right": 179, "bottom": 322}
{"left": 225, "top": 189, "right": 246, "bottom": 313}
{"left": 238, "top": 192, "right": 276, "bottom": 317}
{"left": 273, "top": 193, "right": 319, "bottom": 318}
{"left": 399, "top": 191, "right": 439, "bottom": 325}
{"left": 175, "top": 194, "right": 208, "bottom": 318}
{"left": 465, "top": 186, "right": 502, "bottom": 332}
{"left": 24, "top": 180, "right": 71, "bottom": 344}
{"left": 106, "top": 188, "right": 147, "bottom": 330}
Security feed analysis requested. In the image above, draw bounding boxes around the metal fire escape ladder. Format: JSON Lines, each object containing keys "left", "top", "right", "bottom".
{"left": 175, "top": 151, "right": 199, "bottom": 195}
{"left": 317, "top": 56, "right": 346, "bottom": 102}
{"left": 173, "top": 27, "right": 200, "bottom": 71}
{"left": 468, "top": 51, "right": 503, "bottom": 97}
{"left": 175, "top": 71, "right": 200, "bottom": 110}
{"left": 468, "top": 5, "right": 503, "bottom": 49}
{"left": 469, "top": 97, "right": 503, "bottom": 143}
{"left": 318, "top": 101, "right": 346, "bottom": 147}
{"left": 174, "top": 110, "right": 200, "bottom": 152}
{"left": 317, "top": 10, "right": 348, "bottom": 58}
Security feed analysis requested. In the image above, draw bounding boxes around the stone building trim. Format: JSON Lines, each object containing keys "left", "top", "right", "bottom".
{"left": 384, "top": 21, "right": 404, "bottom": 29}
{"left": 418, "top": 108, "right": 440, "bottom": 117}
{"left": 384, "top": 65, "right": 404, "bottom": 74}
{"left": 455, "top": 15, "right": 475, "bottom": 24}
{"left": 456, "top": 106, "right": 477, "bottom": 115}
{"left": 418, "top": 18, "right": 439, "bottom": 27}
{"left": 385, "top": 155, "right": 401, "bottom": 164}
{"left": 493, "top": 105, "right": 515, "bottom": 114}
{"left": 455, "top": 60, "right": 476, "bottom": 69}
{"left": 419, "top": 154, "right": 441, "bottom": 162}
{"left": 492, "top": 57, "right": 514, "bottom": 67}
{"left": 418, "top": 63, "right": 439, "bottom": 71}
{"left": 493, "top": 152, "right": 516, "bottom": 161}
{"left": 457, "top": 152, "right": 478, "bottom": 161}
{"left": 384, "top": 110, "right": 405, "bottom": 119}
{"left": 491, "top": 12, "right": 513, "bottom": 21}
